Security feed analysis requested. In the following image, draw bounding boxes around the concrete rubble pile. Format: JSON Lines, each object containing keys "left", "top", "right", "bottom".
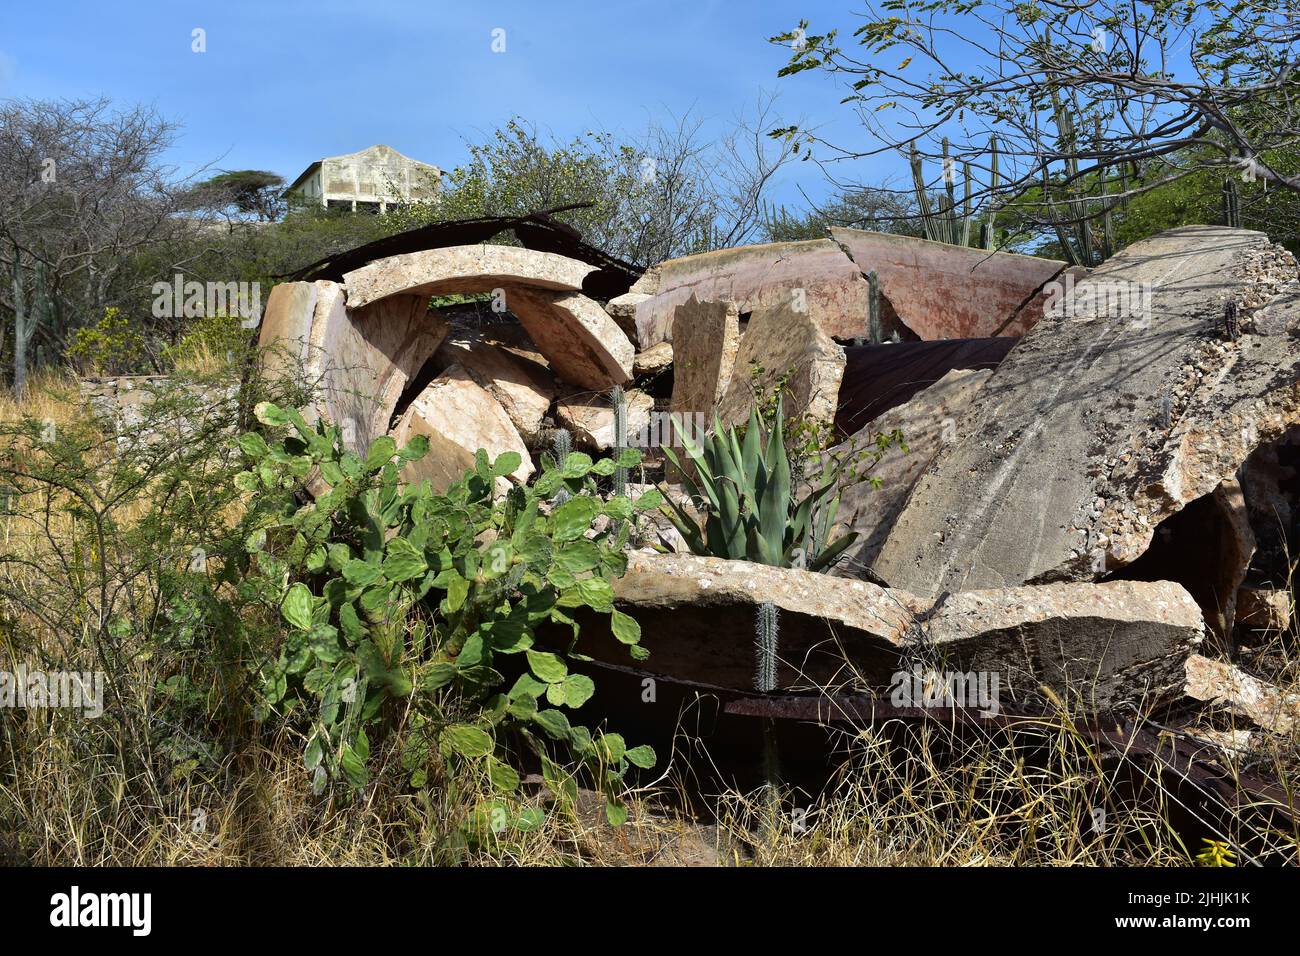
{"left": 257, "top": 225, "right": 1300, "bottom": 718}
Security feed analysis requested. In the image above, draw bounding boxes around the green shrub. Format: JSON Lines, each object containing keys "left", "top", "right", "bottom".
{"left": 232, "top": 402, "right": 660, "bottom": 823}
{"left": 162, "top": 313, "right": 254, "bottom": 370}
{"left": 65, "top": 307, "right": 147, "bottom": 375}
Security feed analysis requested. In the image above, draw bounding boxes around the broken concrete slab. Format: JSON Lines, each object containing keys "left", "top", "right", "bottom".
{"left": 434, "top": 336, "right": 556, "bottom": 444}
{"left": 633, "top": 341, "right": 673, "bottom": 376}
{"left": 829, "top": 227, "right": 1069, "bottom": 340}
{"left": 391, "top": 364, "right": 533, "bottom": 494}
{"left": 670, "top": 295, "right": 740, "bottom": 424}
{"left": 633, "top": 239, "right": 876, "bottom": 348}
{"left": 1109, "top": 476, "right": 1257, "bottom": 640}
{"left": 715, "top": 298, "right": 846, "bottom": 429}
{"left": 311, "top": 284, "right": 447, "bottom": 452}
{"left": 1184, "top": 653, "right": 1300, "bottom": 734}
{"left": 872, "top": 226, "right": 1300, "bottom": 599}
{"left": 830, "top": 368, "right": 993, "bottom": 578}
{"left": 605, "top": 291, "right": 651, "bottom": 345}
{"left": 259, "top": 280, "right": 446, "bottom": 453}
{"left": 564, "top": 552, "right": 1201, "bottom": 711}
{"left": 594, "top": 551, "right": 914, "bottom": 690}
{"left": 920, "top": 580, "right": 1203, "bottom": 713}
{"left": 502, "top": 286, "right": 634, "bottom": 390}
{"left": 342, "top": 244, "right": 598, "bottom": 310}
{"left": 555, "top": 389, "right": 653, "bottom": 451}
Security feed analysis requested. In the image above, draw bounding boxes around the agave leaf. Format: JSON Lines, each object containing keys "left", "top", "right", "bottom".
{"left": 715, "top": 471, "right": 746, "bottom": 559}
{"left": 741, "top": 406, "right": 764, "bottom": 492}
{"left": 808, "top": 530, "right": 858, "bottom": 572}
{"left": 758, "top": 403, "right": 790, "bottom": 566}
{"left": 656, "top": 495, "right": 708, "bottom": 555}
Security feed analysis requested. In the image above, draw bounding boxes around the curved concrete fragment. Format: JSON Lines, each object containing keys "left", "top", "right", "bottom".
{"left": 633, "top": 238, "right": 874, "bottom": 348}
{"left": 342, "top": 244, "right": 598, "bottom": 310}
{"left": 258, "top": 280, "right": 446, "bottom": 452}
{"left": 873, "top": 226, "right": 1300, "bottom": 599}
{"left": 502, "top": 286, "right": 633, "bottom": 389}
{"left": 391, "top": 364, "right": 533, "bottom": 494}
{"left": 314, "top": 285, "right": 448, "bottom": 451}
{"left": 830, "top": 227, "right": 1070, "bottom": 340}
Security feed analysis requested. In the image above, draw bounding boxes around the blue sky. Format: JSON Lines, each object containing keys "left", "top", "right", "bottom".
{"left": 0, "top": 0, "right": 898, "bottom": 210}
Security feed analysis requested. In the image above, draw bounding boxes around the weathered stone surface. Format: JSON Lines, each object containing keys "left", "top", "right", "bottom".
{"left": 595, "top": 552, "right": 914, "bottom": 690}
{"left": 633, "top": 341, "right": 673, "bottom": 376}
{"left": 503, "top": 286, "right": 634, "bottom": 389}
{"left": 1184, "top": 653, "right": 1299, "bottom": 734}
{"left": 311, "top": 284, "right": 447, "bottom": 451}
{"left": 342, "top": 244, "right": 597, "bottom": 310}
{"left": 555, "top": 389, "right": 653, "bottom": 450}
{"left": 634, "top": 239, "right": 873, "bottom": 348}
{"left": 1235, "top": 587, "right": 1291, "bottom": 636}
{"left": 258, "top": 281, "right": 317, "bottom": 376}
{"left": 715, "top": 299, "right": 846, "bottom": 429}
{"left": 830, "top": 227, "right": 1069, "bottom": 339}
{"left": 391, "top": 364, "right": 533, "bottom": 494}
{"left": 830, "top": 368, "right": 993, "bottom": 577}
{"left": 920, "top": 580, "right": 1203, "bottom": 712}
{"left": 605, "top": 291, "right": 651, "bottom": 345}
{"left": 564, "top": 551, "right": 1200, "bottom": 710}
{"left": 670, "top": 295, "right": 740, "bottom": 423}
{"left": 873, "top": 226, "right": 1300, "bottom": 599}
{"left": 434, "top": 337, "right": 556, "bottom": 443}
{"left": 259, "top": 280, "right": 446, "bottom": 453}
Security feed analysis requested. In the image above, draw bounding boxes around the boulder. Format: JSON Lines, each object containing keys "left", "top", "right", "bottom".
{"left": 715, "top": 299, "right": 846, "bottom": 429}
{"left": 829, "top": 227, "right": 1071, "bottom": 339}
{"left": 873, "top": 226, "right": 1300, "bottom": 599}
{"left": 391, "top": 364, "right": 533, "bottom": 494}
{"left": 502, "top": 286, "right": 634, "bottom": 390}
{"left": 633, "top": 239, "right": 876, "bottom": 347}
{"left": 830, "top": 368, "right": 993, "bottom": 577}
{"left": 563, "top": 551, "right": 1202, "bottom": 711}
{"left": 555, "top": 389, "right": 653, "bottom": 451}
{"left": 669, "top": 295, "right": 740, "bottom": 423}
{"left": 434, "top": 336, "right": 556, "bottom": 443}
{"left": 342, "top": 244, "right": 597, "bottom": 310}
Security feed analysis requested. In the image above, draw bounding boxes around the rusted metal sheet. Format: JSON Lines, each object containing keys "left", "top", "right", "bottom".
{"left": 285, "top": 206, "right": 642, "bottom": 301}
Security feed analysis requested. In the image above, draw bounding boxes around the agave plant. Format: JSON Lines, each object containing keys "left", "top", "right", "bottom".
{"left": 658, "top": 398, "right": 856, "bottom": 571}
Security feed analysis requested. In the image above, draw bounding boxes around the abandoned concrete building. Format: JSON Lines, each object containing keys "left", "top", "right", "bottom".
{"left": 283, "top": 144, "right": 443, "bottom": 213}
